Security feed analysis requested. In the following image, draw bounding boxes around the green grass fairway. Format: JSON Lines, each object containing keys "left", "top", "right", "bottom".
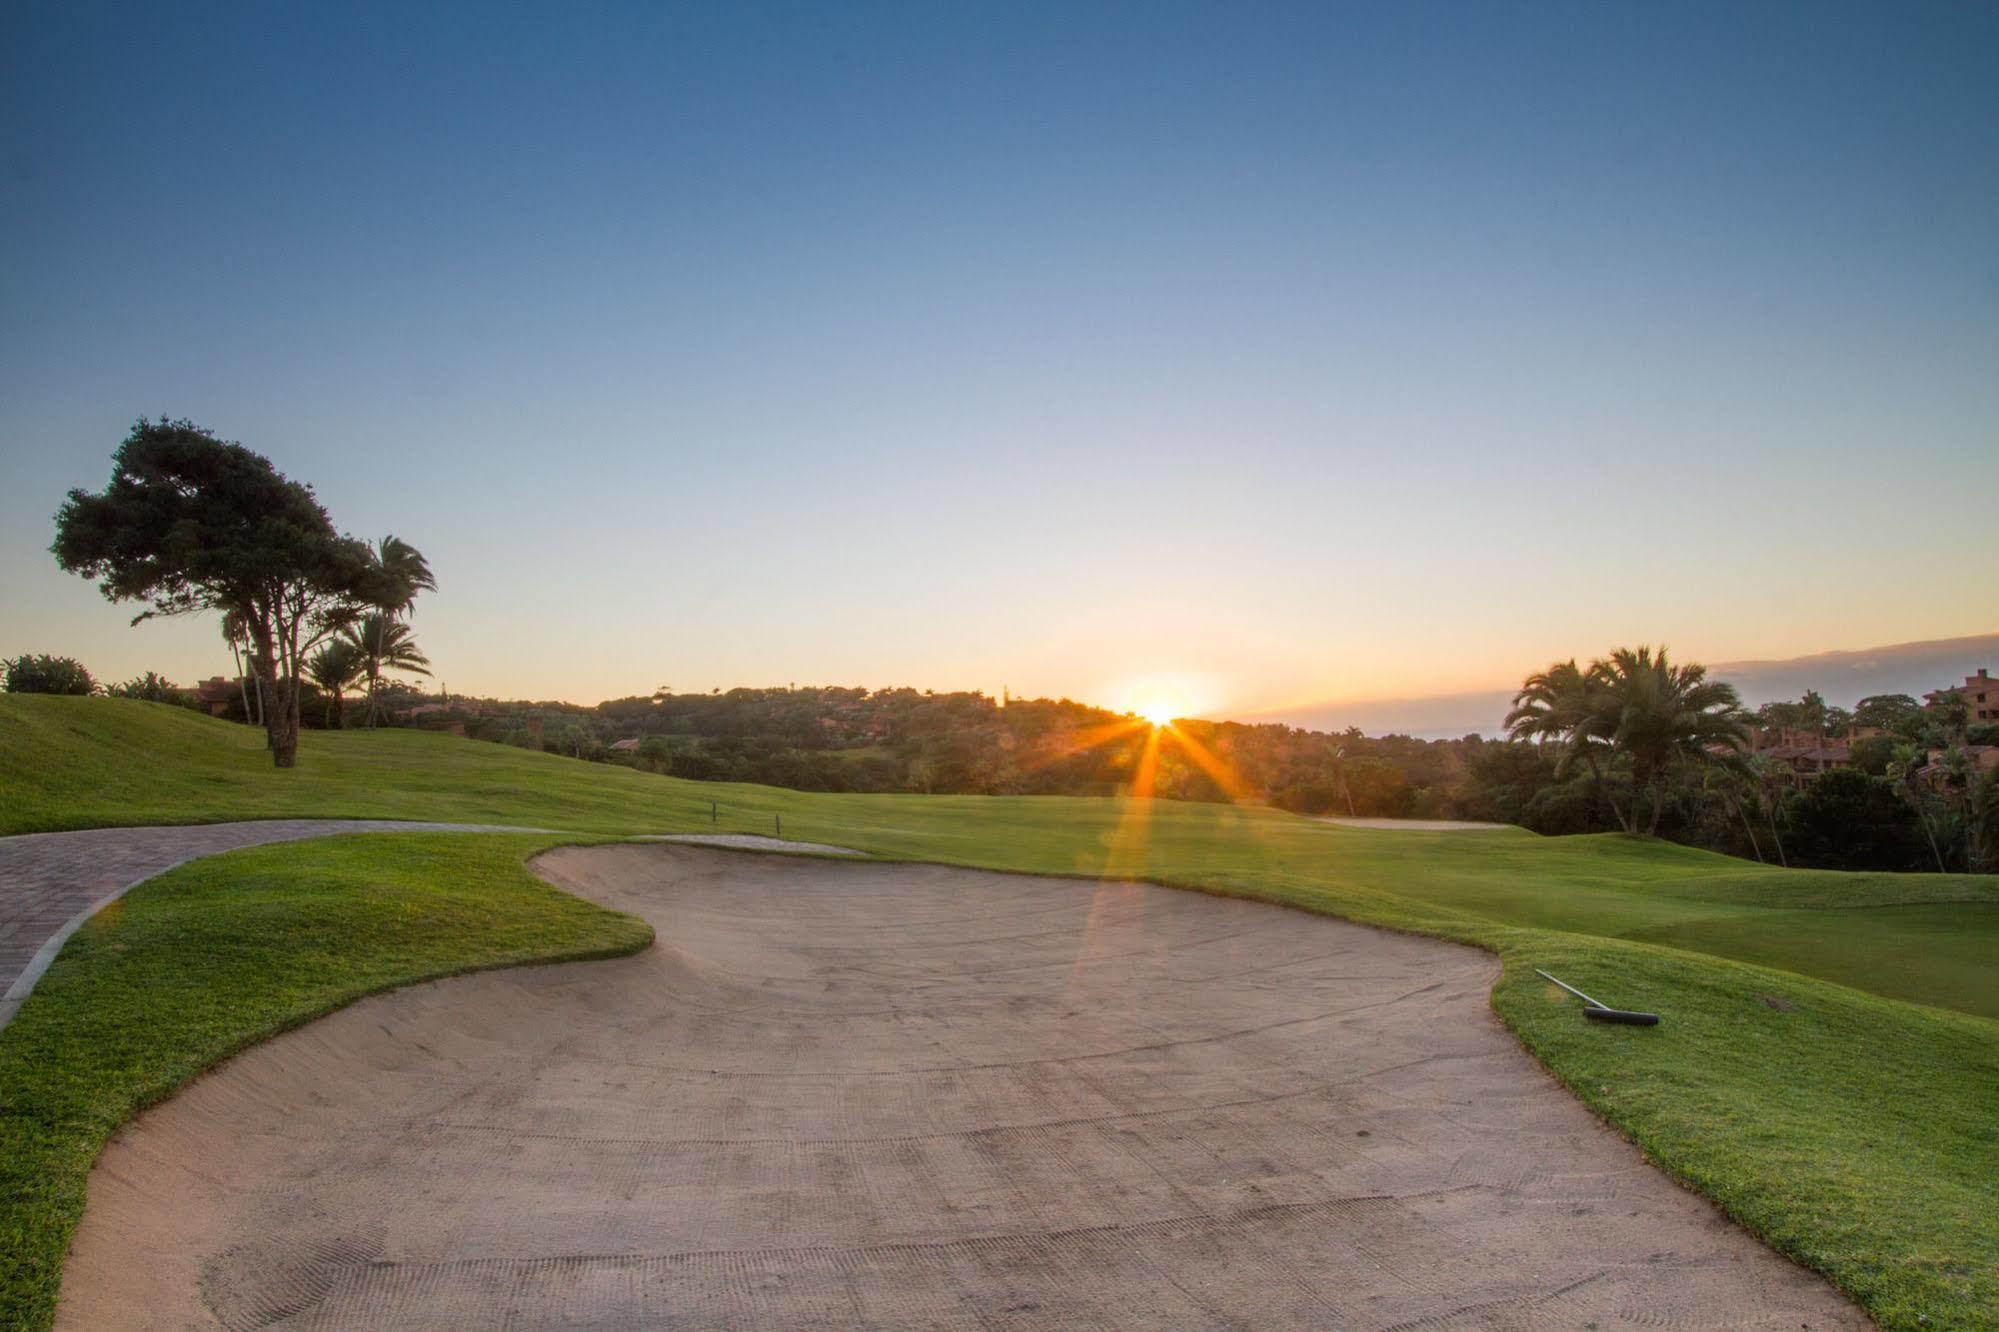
{"left": 2, "top": 695, "right": 1996, "bottom": 1328}
{"left": 1626, "top": 903, "right": 1999, "bottom": 1020}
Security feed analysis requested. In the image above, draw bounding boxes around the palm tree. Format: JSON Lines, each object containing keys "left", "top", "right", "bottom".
{"left": 1886, "top": 744, "right": 1949, "bottom": 873}
{"left": 337, "top": 536, "right": 437, "bottom": 727}
{"left": 1592, "top": 646, "right": 1750, "bottom": 836}
{"left": 341, "top": 613, "right": 431, "bottom": 727}
{"left": 1801, "top": 689, "right": 1828, "bottom": 743}
{"left": 365, "top": 535, "right": 436, "bottom": 616}
{"left": 1505, "top": 659, "right": 1626, "bottom": 831}
{"left": 1702, "top": 755, "right": 1776, "bottom": 863}
{"left": 1743, "top": 753, "right": 1789, "bottom": 867}
{"left": 306, "top": 640, "right": 364, "bottom": 728}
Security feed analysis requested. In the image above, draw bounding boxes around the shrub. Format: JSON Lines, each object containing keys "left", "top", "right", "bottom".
{"left": 3, "top": 654, "right": 96, "bottom": 695}
{"left": 108, "top": 671, "right": 195, "bottom": 706}
{"left": 1344, "top": 757, "right": 1414, "bottom": 817}
{"left": 637, "top": 736, "right": 673, "bottom": 774}
{"left": 1783, "top": 768, "right": 1922, "bottom": 871}
{"left": 1519, "top": 777, "right": 1605, "bottom": 835}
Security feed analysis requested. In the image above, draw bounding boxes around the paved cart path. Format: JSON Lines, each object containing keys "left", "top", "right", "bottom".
{"left": 0, "top": 819, "right": 541, "bottom": 1028}
{"left": 60, "top": 843, "right": 1861, "bottom": 1330}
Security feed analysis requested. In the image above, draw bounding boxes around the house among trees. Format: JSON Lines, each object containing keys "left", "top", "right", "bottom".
{"left": 1750, "top": 726, "right": 1854, "bottom": 781}
{"left": 193, "top": 677, "right": 239, "bottom": 717}
{"left": 1928, "top": 668, "right": 1999, "bottom": 723}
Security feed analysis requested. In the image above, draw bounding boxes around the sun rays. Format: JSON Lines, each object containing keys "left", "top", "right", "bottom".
{"left": 1123, "top": 679, "right": 1193, "bottom": 729}
{"left": 1004, "top": 701, "right": 1255, "bottom": 881}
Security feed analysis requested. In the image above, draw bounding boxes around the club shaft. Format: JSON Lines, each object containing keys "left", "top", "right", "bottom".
{"left": 1534, "top": 969, "right": 1608, "bottom": 1010}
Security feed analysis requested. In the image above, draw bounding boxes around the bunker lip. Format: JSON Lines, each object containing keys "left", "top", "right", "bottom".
{"left": 634, "top": 832, "right": 865, "bottom": 856}
{"left": 58, "top": 844, "right": 1862, "bottom": 1330}
{"left": 1316, "top": 816, "right": 1517, "bottom": 831}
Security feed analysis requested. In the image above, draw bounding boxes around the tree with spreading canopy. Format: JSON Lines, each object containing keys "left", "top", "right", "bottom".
{"left": 51, "top": 419, "right": 386, "bottom": 767}
{"left": 1853, "top": 692, "right": 1923, "bottom": 738}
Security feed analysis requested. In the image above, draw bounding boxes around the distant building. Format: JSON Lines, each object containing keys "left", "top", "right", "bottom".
{"left": 609, "top": 737, "right": 642, "bottom": 753}
{"left": 193, "top": 676, "right": 238, "bottom": 716}
{"left": 1916, "top": 744, "right": 1999, "bottom": 793}
{"left": 1926, "top": 668, "right": 1998, "bottom": 723}
{"left": 1750, "top": 726, "right": 1854, "bottom": 782}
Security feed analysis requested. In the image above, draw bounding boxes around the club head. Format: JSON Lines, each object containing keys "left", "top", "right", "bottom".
{"left": 1584, "top": 1006, "right": 1659, "bottom": 1026}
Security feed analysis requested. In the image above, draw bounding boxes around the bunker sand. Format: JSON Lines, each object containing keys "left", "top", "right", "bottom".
{"left": 60, "top": 845, "right": 1860, "bottom": 1329}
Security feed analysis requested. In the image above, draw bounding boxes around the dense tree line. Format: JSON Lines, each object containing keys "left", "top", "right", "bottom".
{"left": 13, "top": 648, "right": 1992, "bottom": 872}
{"left": 437, "top": 659, "right": 1992, "bottom": 873}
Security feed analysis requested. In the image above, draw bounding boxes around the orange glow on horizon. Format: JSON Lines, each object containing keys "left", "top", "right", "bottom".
{"left": 1122, "top": 678, "right": 1194, "bottom": 728}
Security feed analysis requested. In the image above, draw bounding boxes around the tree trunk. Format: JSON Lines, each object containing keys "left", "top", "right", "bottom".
{"left": 269, "top": 673, "right": 300, "bottom": 768}
{"left": 1919, "top": 811, "right": 1946, "bottom": 873}
{"left": 250, "top": 626, "right": 287, "bottom": 761}
{"left": 1762, "top": 788, "right": 1788, "bottom": 867}
{"left": 1728, "top": 793, "right": 1763, "bottom": 863}
{"left": 1647, "top": 780, "right": 1666, "bottom": 836}
{"left": 229, "top": 636, "right": 257, "bottom": 726}
{"left": 1582, "top": 749, "right": 1631, "bottom": 833}
{"left": 259, "top": 611, "right": 304, "bottom": 770}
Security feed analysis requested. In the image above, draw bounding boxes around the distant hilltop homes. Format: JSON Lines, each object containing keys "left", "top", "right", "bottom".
{"left": 1929, "top": 668, "right": 1999, "bottom": 724}
{"left": 1746, "top": 668, "right": 1998, "bottom": 790}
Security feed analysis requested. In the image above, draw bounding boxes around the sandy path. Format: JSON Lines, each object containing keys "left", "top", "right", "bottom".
{"left": 58, "top": 845, "right": 1860, "bottom": 1329}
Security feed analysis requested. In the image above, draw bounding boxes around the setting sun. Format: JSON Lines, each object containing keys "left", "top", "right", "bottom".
{"left": 1125, "top": 680, "right": 1191, "bottom": 728}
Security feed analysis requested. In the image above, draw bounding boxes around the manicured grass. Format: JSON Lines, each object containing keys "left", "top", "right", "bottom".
{"left": 0, "top": 833, "right": 650, "bottom": 1331}
{"left": 2, "top": 696, "right": 1996, "bottom": 1327}
{"left": 1627, "top": 902, "right": 1999, "bottom": 1020}
{"left": 0, "top": 694, "right": 757, "bottom": 835}
{"left": 6, "top": 697, "right": 1993, "bottom": 1015}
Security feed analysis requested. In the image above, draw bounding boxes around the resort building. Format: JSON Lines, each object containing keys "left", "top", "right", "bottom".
{"left": 1749, "top": 726, "right": 1854, "bottom": 782}
{"left": 1926, "top": 668, "right": 1999, "bottom": 723}
{"left": 193, "top": 676, "right": 239, "bottom": 716}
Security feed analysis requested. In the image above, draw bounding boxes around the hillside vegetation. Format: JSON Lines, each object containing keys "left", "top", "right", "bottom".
{"left": 1, "top": 694, "right": 1995, "bottom": 1327}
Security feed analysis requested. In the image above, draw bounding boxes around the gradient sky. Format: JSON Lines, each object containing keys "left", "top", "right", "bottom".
{"left": 4, "top": 2, "right": 1995, "bottom": 721}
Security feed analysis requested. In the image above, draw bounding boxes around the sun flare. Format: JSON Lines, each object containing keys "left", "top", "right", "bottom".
{"left": 1125, "top": 681, "right": 1191, "bottom": 728}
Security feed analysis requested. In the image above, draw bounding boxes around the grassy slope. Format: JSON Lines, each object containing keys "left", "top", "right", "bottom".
{"left": 6, "top": 697, "right": 1994, "bottom": 1014}
{"left": 1, "top": 696, "right": 1994, "bottom": 1326}
{"left": 0, "top": 833, "right": 650, "bottom": 1330}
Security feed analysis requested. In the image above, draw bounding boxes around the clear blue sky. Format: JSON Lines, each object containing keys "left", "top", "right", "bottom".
{"left": 3, "top": 2, "right": 1994, "bottom": 719}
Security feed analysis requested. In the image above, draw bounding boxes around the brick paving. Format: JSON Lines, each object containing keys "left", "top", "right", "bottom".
{"left": 0, "top": 820, "right": 538, "bottom": 1029}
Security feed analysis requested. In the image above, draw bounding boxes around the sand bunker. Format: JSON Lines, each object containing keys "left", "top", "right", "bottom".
{"left": 59, "top": 845, "right": 1858, "bottom": 1328}
{"left": 636, "top": 832, "right": 864, "bottom": 855}
{"left": 1319, "top": 816, "right": 1517, "bottom": 832}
